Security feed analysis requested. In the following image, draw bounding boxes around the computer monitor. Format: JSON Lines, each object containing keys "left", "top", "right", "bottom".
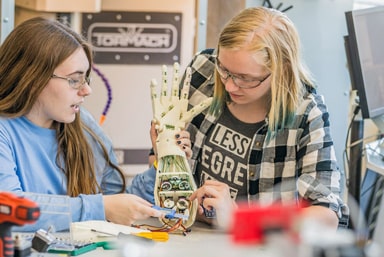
{"left": 345, "top": 6, "right": 384, "bottom": 132}
{"left": 345, "top": 6, "right": 384, "bottom": 243}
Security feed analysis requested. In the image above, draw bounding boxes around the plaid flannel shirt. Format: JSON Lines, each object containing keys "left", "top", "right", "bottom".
{"left": 182, "top": 48, "right": 349, "bottom": 227}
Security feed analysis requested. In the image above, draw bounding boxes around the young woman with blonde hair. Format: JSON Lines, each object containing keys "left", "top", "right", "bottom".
{"left": 179, "top": 7, "right": 349, "bottom": 229}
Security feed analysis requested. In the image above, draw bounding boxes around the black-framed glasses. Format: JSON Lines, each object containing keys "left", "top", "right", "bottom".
{"left": 215, "top": 57, "right": 270, "bottom": 89}
{"left": 51, "top": 74, "right": 91, "bottom": 90}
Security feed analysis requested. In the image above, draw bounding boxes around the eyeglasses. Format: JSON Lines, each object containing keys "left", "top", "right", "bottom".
{"left": 51, "top": 74, "right": 91, "bottom": 90}
{"left": 215, "top": 57, "right": 270, "bottom": 89}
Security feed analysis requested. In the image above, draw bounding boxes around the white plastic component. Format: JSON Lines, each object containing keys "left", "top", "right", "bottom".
{"left": 151, "top": 62, "right": 212, "bottom": 229}
{"left": 150, "top": 63, "right": 212, "bottom": 159}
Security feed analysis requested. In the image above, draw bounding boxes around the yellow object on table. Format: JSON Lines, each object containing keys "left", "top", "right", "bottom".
{"left": 132, "top": 232, "right": 169, "bottom": 242}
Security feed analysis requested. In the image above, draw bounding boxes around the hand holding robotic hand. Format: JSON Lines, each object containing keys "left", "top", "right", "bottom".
{"left": 150, "top": 63, "right": 212, "bottom": 231}
{"left": 150, "top": 62, "right": 212, "bottom": 159}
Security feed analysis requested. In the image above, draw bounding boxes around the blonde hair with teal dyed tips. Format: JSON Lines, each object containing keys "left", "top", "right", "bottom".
{"left": 210, "top": 7, "right": 315, "bottom": 136}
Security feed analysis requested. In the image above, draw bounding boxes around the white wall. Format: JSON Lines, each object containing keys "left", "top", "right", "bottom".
{"left": 289, "top": 0, "right": 354, "bottom": 171}
{"left": 246, "top": 0, "right": 354, "bottom": 181}
{"left": 84, "top": 0, "right": 356, "bottom": 184}
{"left": 83, "top": 0, "right": 197, "bottom": 178}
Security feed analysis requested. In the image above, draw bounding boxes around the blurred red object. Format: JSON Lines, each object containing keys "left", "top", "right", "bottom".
{"left": 230, "top": 202, "right": 302, "bottom": 245}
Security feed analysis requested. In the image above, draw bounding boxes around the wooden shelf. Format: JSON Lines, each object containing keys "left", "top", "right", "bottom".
{"left": 15, "top": 0, "right": 101, "bottom": 12}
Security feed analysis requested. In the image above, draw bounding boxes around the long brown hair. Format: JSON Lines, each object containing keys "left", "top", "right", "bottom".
{"left": 0, "top": 17, "right": 126, "bottom": 196}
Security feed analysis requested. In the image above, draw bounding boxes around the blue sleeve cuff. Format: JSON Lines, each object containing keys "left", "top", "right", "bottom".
{"left": 126, "top": 166, "right": 156, "bottom": 204}
{"left": 12, "top": 193, "right": 105, "bottom": 232}
{"left": 73, "top": 193, "right": 105, "bottom": 221}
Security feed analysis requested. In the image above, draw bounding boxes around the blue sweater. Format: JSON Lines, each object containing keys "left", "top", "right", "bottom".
{"left": 0, "top": 108, "right": 155, "bottom": 232}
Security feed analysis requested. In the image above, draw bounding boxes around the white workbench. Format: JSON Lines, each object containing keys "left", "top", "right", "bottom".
{"left": 18, "top": 218, "right": 277, "bottom": 257}
{"left": 74, "top": 219, "right": 289, "bottom": 257}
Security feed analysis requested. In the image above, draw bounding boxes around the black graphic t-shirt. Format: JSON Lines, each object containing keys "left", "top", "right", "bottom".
{"left": 195, "top": 105, "right": 264, "bottom": 201}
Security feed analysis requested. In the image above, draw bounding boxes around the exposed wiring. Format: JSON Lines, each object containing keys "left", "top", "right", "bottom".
{"left": 343, "top": 104, "right": 384, "bottom": 182}
{"left": 346, "top": 134, "right": 384, "bottom": 150}
{"left": 92, "top": 65, "right": 112, "bottom": 125}
{"left": 133, "top": 218, "right": 190, "bottom": 236}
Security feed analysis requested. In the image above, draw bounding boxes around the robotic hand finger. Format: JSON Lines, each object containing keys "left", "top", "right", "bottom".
{"left": 150, "top": 63, "right": 212, "bottom": 158}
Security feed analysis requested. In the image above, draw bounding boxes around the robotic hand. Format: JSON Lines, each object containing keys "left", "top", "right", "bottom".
{"left": 150, "top": 63, "right": 212, "bottom": 231}
{"left": 150, "top": 62, "right": 212, "bottom": 159}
